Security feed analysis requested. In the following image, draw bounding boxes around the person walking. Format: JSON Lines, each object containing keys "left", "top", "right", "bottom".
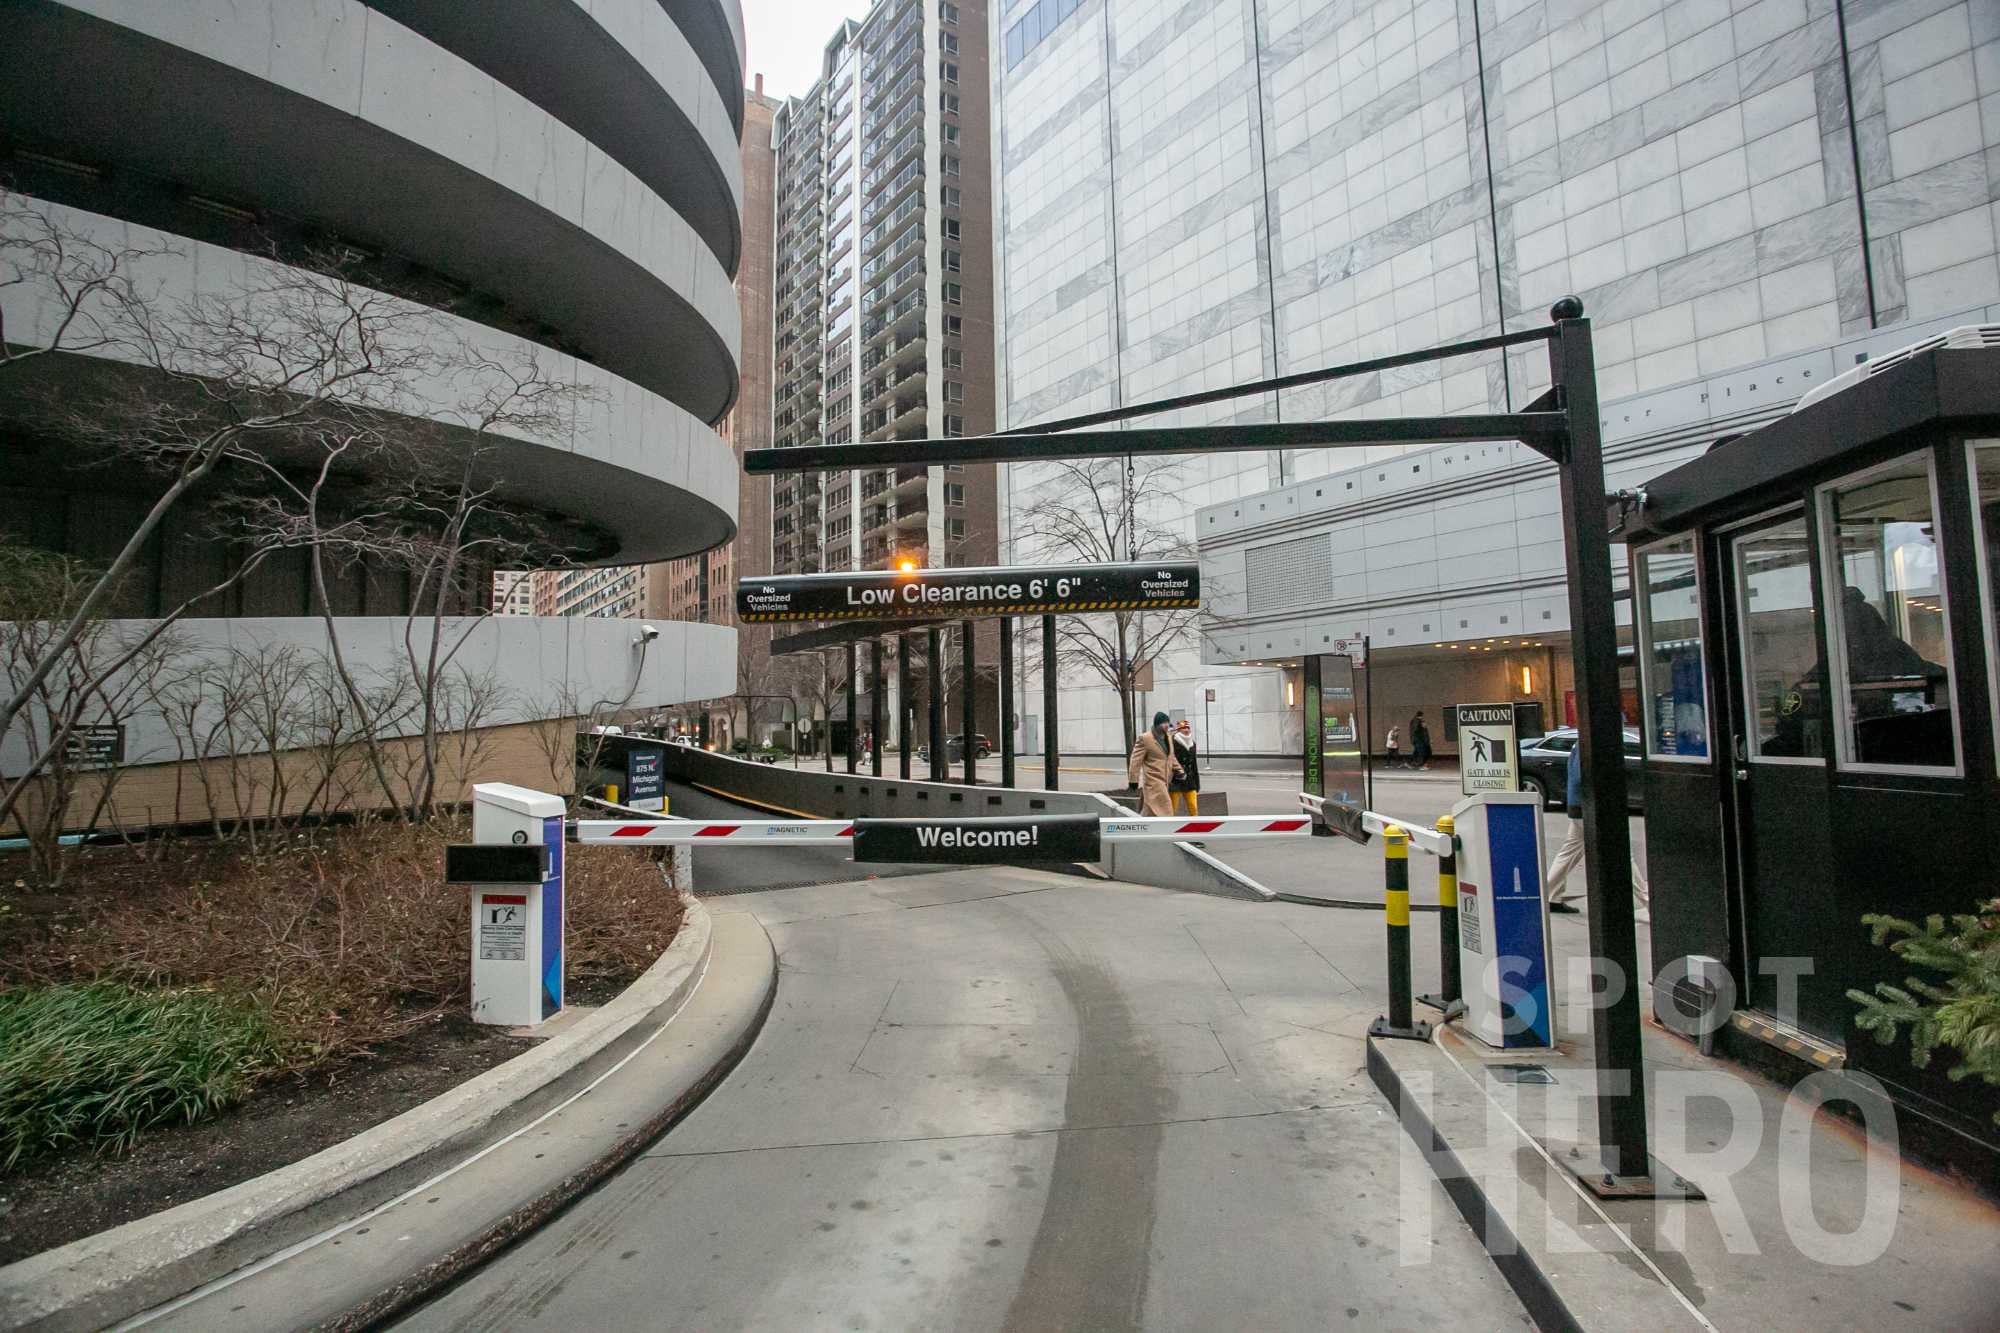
{"left": 1127, "top": 711, "right": 1184, "bottom": 816}
{"left": 1169, "top": 719, "right": 1202, "bottom": 816}
{"left": 1545, "top": 742, "right": 1650, "bottom": 919}
{"left": 1385, "top": 723, "right": 1401, "bottom": 768}
{"left": 1409, "top": 712, "right": 1433, "bottom": 770}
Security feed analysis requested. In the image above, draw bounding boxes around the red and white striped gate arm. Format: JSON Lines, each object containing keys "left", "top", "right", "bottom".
{"left": 573, "top": 819, "right": 854, "bottom": 846}
{"left": 1097, "top": 814, "right": 1310, "bottom": 841}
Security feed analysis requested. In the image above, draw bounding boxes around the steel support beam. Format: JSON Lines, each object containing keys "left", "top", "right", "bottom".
{"left": 747, "top": 414, "right": 1566, "bottom": 474}
{"left": 897, "top": 634, "right": 912, "bottom": 781}
{"left": 1550, "top": 311, "right": 1650, "bottom": 1185}
{"left": 1042, "top": 613, "right": 1058, "bottom": 791}
{"left": 960, "top": 620, "right": 977, "bottom": 786}
{"left": 999, "top": 616, "right": 1016, "bottom": 789}
{"left": 846, "top": 642, "right": 858, "bottom": 774}
{"left": 871, "top": 637, "right": 885, "bottom": 777}
{"left": 927, "top": 626, "right": 946, "bottom": 783}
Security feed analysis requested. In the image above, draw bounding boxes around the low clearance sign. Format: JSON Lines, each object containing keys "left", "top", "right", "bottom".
{"left": 736, "top": 562, "right": 1199, "bottom": 623}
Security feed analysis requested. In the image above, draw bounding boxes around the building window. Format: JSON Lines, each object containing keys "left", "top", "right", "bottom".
{"left": 1635, "top": 536, "right": 1709, "bottom": 761}
{"left": 1006, "top": 0, "right": 1084, "bottom": 70}
{"left": 941, "top": 153, "right": 960, "bottom": 177}
{"left": 942, "top": 282, "right": 962, "bottom": 304}
{"left": 942, "top": 186, "right": 961, "bottom": 209}
{"left": 940, "top": 60, "right": 958, "bottom": 83}
{"left": 943, "top": 247, "right": 961, "bottom": 271}
{"left": 939, "top": 1, "right": 958, "bottom": 22}
{"left": 939, "top": 31, "right": 958, "bottom": 53}
{"left": 944, "top": 380, "right": 965, "bottom": 402}
{"left": 1819, "top": 451, "right": 1958, "bottom": 773}
{"left": 944, "top": 314, "right": 962, "bottom": 335}
{"left": 942, "top": 123, "right": 960, "bottom": 145}
{"left": 942, "top": 92, "right": 960, "bottom": 114}
{"left": 1731, "top": 513, "right": 1824, "bottom": 762}
{"left": 945, "top": 482, "right": 965, "bottom": 505}
{"left": 941, "top": 217, "right": 960, "bottom": 240}
{"left": 944, "top": 414, "right": 965, "bottom": 436}
{"left": 942, "top": 346, "right": 963, "bottom": 369}
{"left": 947, "top": 517, "right": 967, "bottom": 541}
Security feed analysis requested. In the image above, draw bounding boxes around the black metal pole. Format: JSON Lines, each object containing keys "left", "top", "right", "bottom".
{"left": 1369, "top": 826, "right": 1429, "bottom": 1041}
{"left": 1000, "top": 616, "right": 1016, "bottom": 788}
{"left": 960, "top": 619, "right": 977, "bottom": 786}
{"left": 1363, "top": 635, "right": 1374, "bottom": 812}
{"left": 846, "top": 642, "right": 858, "bottom": 774}
{"left": 1419, "top": 814, "right": 1463, "bottom": 1016}
{"left": 1550, "top": 302, "right": 1649, "bottom": 1180}
{"left": 1041, "top": 612, "right": 1058, "bottom": 791}
{"left": 871, "top": 637, "right": 885, "bottom": 777}
{"left": 898, "top": 633, "right": 912, "bottom": 781}
{"left": 927, "top": 625, "right": 945, "bottom": 782}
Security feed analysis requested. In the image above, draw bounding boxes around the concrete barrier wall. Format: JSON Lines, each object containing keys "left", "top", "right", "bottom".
{"left": 661, "top": 748, "right": 1271, "bottom": 901}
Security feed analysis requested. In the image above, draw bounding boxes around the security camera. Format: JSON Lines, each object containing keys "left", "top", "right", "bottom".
{"left": 635, "top": 624, "right": 660, "bottom": 645}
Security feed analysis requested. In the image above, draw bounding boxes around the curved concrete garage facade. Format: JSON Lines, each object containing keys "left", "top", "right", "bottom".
{"left": 0, "top": 0, "right": 741, "bottom": 422}
{"left": 0, "top": 0, "right": 746, "bottom": 820}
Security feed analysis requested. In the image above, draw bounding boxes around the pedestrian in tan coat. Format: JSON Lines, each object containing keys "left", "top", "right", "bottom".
{"left": 1127, "top": 710, "right": 1184, "bottom": 816}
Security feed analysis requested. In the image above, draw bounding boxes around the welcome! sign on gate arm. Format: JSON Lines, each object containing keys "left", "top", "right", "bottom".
{"left": 852, "top": 815, "right": 1102, "bottom": 864}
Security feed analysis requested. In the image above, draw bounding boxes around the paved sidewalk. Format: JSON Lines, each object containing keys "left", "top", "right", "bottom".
{"left": 1370, "top": 907, "right": 2000, "bottom": 1332}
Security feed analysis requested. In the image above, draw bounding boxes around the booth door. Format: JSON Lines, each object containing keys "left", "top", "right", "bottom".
{"left": 1715, "top": 513, "right": 1845, "bottom": 1039}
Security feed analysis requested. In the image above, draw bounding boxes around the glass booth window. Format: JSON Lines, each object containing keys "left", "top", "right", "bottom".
{"left": 1733, "top": 516, "right": 1826, "bottom": 760}
{"left": 1821, "top": 453, "right": 1957, "bottom": 771}
{"left": 1636, "top": 537, "right": 1709, "bottom": 759}
{"left": 1971, "top": 442, "right": 2000, "bottom": 760}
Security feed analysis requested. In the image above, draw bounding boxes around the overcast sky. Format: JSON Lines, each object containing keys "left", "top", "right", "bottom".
{"left": 744, "top": 0, "right": 875, "bottom": 100}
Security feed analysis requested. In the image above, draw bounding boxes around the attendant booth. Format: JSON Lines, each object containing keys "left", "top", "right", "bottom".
{"left": 1626, "top": 340, "right": 2000, "bottom": 1161}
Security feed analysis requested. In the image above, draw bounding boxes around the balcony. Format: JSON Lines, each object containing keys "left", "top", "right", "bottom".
{"left": 862, "top": 195, "right": 923, "bottom": 256}
{"left": 861, "top": 291, "right": 924, "bottom": 346}
{"left": 865, "top": 61, "right": 920, "bottom": 115}
{"left": 893, "top": 498, "right": 928, "bottom": 531}
{"left": 895, "top": 465, "right": 928, "bottom": 494}
{"left": 888, "top": 393, "right": 926, "bottom": 430}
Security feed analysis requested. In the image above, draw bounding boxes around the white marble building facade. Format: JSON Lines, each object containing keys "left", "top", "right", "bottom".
{"left": 992, "top": 0, "right": 2000, "bottom": 752}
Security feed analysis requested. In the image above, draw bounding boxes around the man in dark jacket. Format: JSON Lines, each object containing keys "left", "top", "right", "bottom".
{"left": 1409, "top": 712, "right": 1433, "bottom": 770}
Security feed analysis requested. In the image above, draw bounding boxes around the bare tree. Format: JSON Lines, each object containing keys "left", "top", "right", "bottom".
{"left": 1011, "top": 456, "right": 1202, "bottom": 753}
{"left": 1, "top": 189, "right": 168, "bottom": 374}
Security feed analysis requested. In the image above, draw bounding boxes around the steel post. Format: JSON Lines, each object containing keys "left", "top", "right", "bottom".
{"left": 898, "top": 634, "right": 912, "bottom": 781}
{"left": 846, "top": 642, "right": 858, "bottom": 774}
{"left": 960, "top": 620, "right": 977, "bottom": 785}
{"left": 1551, "top": 305, "right": 1649, "bottom": 1180}
{"left": 871, "top": 638, "right": 885, "bottom": 777}
{"left": 1369, "top": 826, "right": 1431, "bottom": 1041}
{"left": 927, "top": 626, "right": 945, "bottom": 783}
{"left": 1418, "top": 813, "right": 1464, "bottom": 1016}
{"left": 1041, "top": 613, "right": 1058, "bottom": 791}
{"left": 999, "top": 616, "right": 1017, "bottom": 788}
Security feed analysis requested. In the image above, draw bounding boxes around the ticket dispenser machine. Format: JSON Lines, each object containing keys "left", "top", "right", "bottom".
{"left": 1450, "top": 791, "right": 1554, "bottom": 1049}
{"left": 466, "top": 783, "right": 566, "bottom": 1027}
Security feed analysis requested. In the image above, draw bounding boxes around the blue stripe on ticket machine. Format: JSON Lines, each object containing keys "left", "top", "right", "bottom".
{"left": 1449, "top": 790, "right": 1553, "bottom": 1049}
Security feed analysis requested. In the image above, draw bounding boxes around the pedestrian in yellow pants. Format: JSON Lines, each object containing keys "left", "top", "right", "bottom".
{"left": 1170, "top": 719, "right": 1201, "bottom": 816}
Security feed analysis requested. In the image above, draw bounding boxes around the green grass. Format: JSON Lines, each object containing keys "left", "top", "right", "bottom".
{"left": 0, "top": 982, "right": 288, "bottom": 1170}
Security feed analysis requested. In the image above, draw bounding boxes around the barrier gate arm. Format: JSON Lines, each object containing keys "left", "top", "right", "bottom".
{"left": 573, "top": 815, "right": 1309, "bottom": 846}
{"left": 1297, "top": 792, "right": 1453, "bottom": 857}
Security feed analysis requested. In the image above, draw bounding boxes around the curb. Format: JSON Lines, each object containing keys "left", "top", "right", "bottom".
{"left": 1276, "top": 893, "right": 1444, "bottom": 912}
{"left": 1365, "top": 1036, "right": 1581, "bottom": 1333}
{"left": 0, "top": 900, "right": 772, "bottom": 1333}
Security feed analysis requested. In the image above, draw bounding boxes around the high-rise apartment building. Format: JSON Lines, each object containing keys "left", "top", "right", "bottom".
{"left": 660, "top": 82, "right": 781, "bottom": 633}
{"left": 769, "top": 0, "right": 999, "bottom": 578}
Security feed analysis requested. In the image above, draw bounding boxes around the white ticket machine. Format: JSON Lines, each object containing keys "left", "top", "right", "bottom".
{"left": 467, "top": 783, "right": 567, "bottom": 1027}
{"left": 1450, "top": 791, "right": 1554, "bottom": 1049}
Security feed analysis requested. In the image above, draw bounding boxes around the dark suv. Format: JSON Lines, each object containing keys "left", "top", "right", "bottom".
{"left": 918, "top": 733, "right": 992, "bottom": 761}
{"left": 1516, "top": 728, "right": 1645, "bottom": 812}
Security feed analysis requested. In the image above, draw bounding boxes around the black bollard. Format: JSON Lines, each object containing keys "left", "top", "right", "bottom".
{"left": 1369, "top": 825, "right": 1432, "bottom": 1041}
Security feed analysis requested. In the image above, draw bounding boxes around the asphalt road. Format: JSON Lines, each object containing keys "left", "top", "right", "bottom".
{"left": 393, "top": 869, "right": 1527, "bottom": 1331}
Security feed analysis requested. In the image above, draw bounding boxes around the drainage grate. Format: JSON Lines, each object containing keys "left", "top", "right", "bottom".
{"left": 1488, "top": 1063, "right": 1556, "bottom": 1085}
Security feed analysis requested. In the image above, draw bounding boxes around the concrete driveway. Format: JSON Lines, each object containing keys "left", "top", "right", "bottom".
{"left": 397, "top": 870, "right": 1526, "bottom": 1331}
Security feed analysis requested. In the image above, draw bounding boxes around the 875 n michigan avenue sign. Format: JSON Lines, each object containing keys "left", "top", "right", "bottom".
{"left": 737, "top": 561, "right": 1199, "bottom": 623}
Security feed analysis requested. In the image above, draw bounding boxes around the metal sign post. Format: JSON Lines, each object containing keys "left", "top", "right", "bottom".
{"left": 744, "top": 301, "right": 1666, "bottom": 1197}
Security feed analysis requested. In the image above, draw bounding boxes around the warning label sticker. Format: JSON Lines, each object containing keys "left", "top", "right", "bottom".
{"left": 1458, "top": 884, "right": 1482, "bottom": 953}
{"left": 480, "top": 894, "right": 526, "bottom": 961}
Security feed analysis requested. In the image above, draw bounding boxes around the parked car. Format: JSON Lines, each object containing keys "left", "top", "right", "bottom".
{"left": 917, "top": 733, "right": 992, "bottom": 762}
{"left": 1516, "top": 727, "right": 1645, "bottom": 813}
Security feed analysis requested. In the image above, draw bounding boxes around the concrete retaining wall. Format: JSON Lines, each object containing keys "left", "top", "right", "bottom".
{"left": 663, "top": 748, "right": 1272, "bottom": 900}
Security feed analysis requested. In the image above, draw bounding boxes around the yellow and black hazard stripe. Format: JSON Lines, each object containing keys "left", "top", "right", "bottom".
{"left": 740, "top": 598, "right": 1199, "bottom": 622}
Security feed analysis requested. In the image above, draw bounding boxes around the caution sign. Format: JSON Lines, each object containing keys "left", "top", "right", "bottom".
{"left": 852, "top": 815, "right": 1101, "bottom": 865}
{"left": 479, "top": 894, "right": 527, "bottom": 961}
{"left": 1457, "top": 703, "right": 1519, "bottom": 795}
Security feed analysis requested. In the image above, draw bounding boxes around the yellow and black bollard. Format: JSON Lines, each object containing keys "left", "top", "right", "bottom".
{"left": 1369, "top": 825, "right": 1433, "bottom": 1041}
{"left": 1417, "top": 814, "right": 1465, "bottom": 1019}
